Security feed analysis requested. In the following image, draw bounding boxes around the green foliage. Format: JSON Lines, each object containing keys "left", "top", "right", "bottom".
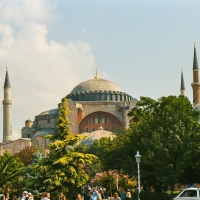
{"left": 127, "top": 96, "right": 200, "bottom": 192}
{"left": 89, "top": 137, "right": 113, "bottom": 170}
{"left": 25, "top": 148, "right": 48, "bottom": 196}
{"left": 140, "top": 191, "right": 171, "bottom": 200}
{"left": 26, "top": 98, "right": 97, "bottom": 199}
{"left": 88, "top": 131, "right": 136, "bottom": 175}
{"left": 0, "top": 151, "right": 25, "bottom": 192}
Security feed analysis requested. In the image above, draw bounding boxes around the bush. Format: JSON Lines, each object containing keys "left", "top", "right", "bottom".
{"left": 139, "top": 191, "right": 172, "bottom": 200}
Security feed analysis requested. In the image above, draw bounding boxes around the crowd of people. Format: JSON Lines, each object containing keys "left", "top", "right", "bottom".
{"left": 80, "top": 186, "right": 134, "bottom": 200}
{"left": 0, "top": 186, "right": 134, "bottom": 200}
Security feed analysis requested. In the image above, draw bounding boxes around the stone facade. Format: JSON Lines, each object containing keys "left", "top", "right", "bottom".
{"left": 21, "top": 73, "right": 137, "bottom": 147}
{"left": 0, "top": 138, "right": 31, "bottom": 155}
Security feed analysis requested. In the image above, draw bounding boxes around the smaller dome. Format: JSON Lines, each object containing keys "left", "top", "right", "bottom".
{"left": 25, "top": 119, "right": 32, "bottom": 123}
{"left": 80, "top": 130, "right": 114, "bottom": 146}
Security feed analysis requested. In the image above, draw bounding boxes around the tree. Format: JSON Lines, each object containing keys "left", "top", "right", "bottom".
{"left": 26, "top": 98, "right": 97, "bottom": 199}
{"left": 15, "top": 146, "right": 40, "bottom": 166}
{"left": 88, "top": 131, "right": 137, "bottom": 175}
{"left": 0, "top": 151, "right": 25, "bottom": 193}
{"left": 90, "top": 170, "right": 136, "bottom": 196}
{"left": 127, "top": 96, "right": 200, "bottom": 193}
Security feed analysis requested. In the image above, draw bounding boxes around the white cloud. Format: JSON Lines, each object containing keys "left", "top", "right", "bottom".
{"left": 0, "top": 0, "right": 96, "bottom": 141}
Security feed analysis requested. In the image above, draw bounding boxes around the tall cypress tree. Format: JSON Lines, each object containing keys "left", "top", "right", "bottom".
{"left": 26, "top": 98, "right": 97, "bottom": 197}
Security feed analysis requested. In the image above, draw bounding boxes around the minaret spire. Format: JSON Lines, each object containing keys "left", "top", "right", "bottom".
{"left": 4, "top": 68, "right": 11, "bottom": 88}
{"left": 180, "top": 70, "right": 186, "bottom": 96}
{"left": 191, "top": 43, "right": 200, "bottom": 105}
{"left": 193, "top": 42, "right": 199, "bottom": 70}
{"left": 2, "top": 68, "right": 12, "bottom": 142}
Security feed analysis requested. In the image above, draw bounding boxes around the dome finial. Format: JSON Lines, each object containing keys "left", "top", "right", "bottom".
{"left": 94, "top": 67, "right": 99, "bottom": 79}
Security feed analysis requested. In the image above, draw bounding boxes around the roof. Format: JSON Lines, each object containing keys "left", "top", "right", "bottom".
{"left": 0, "top": 138, "right": 31, "bottom": 145}
{"left": 70, "top": 78, "right": 123, "bottom": 94}
{"left": 31, "top": 130, "right": 56, "bottom": 140}
{"left": 39, "top": 108, "right": 58, "bottom": 116}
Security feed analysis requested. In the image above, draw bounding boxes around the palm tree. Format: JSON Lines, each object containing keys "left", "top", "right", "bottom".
{"left": 0, "top": 151, "right": 25, "bottom": 187}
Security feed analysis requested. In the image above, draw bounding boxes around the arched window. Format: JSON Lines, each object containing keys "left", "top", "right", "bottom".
{"left": 42, "top": 138, "right": 46, "bottom": 147}
{"left": 105, "top": 117, "right": 108, "bottom": 124}
{"left": 34, "top": 140, "right": 39, "bottom": 147}
{"left": 98, "top": 116, "right": 102, "bottom": 124}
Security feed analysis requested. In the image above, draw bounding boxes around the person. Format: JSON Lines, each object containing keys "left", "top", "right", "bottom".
{"left": 114, "top": 193, "right": 120, "bottom": 200}
{"left": 88, "top": 192, "right": 93, "bottom": 200}
{"left": 27, "top": 193, "right": 33, "bottom": 200}
{"left": 21, "top": 192, "right": 28, "bottom": 200}
{"left": 97, "top": 189, "right": 102, "bottom": 200}
{"left": 92, "top": 188, "right": 98, "bottom": 200}
{"left": 58, "top": 193, "right": 66, "bottom": 200}
{"left": 42, "top": 193, "right": 50, "bottom": 200}
{"left": 76, "top": 194, "right": 82, "bottom": 200}
{"left": 119, "top": 188, "right": 126, "bottom": 200}
{"left": 0, "top": 194, "right": 5, "bottom": 200}
{"left": 101, "top": 189, "right": 108, "bottom": 200}
{"left": 125, "top": 189, "right": 131, "bottom": 200}
{"left": 12, "top": 196, "right": 18, "bottom": 200}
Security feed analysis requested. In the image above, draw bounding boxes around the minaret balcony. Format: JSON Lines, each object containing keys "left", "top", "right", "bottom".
{"left": 191, "top": 82, "right": 200, "bottom": 86}
{"left": 2, "top": 100, "right": 12, "bottom": 105}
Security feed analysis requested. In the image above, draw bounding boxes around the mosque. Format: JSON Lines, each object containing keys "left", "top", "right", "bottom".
{"left": 0, "top": 68, "right": 137, "bottom": 154}
{"left": 0, "top": 45, "right": 200, "bottom": 155}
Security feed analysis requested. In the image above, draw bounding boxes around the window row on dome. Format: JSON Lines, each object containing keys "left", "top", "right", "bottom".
{"left": 35, "top": 114, "right": 56, "bottom": 121}
{"left": 67, "top": 92, "right": 132, "bottom": 102}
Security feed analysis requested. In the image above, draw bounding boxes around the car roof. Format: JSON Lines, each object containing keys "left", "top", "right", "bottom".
{"left": 183, "top": 188, "right": 200, "bottom": 190}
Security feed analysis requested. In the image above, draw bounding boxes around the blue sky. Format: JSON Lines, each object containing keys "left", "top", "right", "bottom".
{"left": 49, "top": 0, "right": 200, "bottom": 98}
{"left": 0, "top": 0, "right": 199, "bottom": 140}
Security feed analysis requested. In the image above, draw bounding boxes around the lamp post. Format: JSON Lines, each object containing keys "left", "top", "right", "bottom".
{"left": 116, "top": 173, "right": 118, "bottom": 191}
{"left": 135, "top": 151, "right": 141, "bottom": 200}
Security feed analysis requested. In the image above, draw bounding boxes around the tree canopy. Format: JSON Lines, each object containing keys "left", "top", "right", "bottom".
{"left": 0, "top": 151, "right": 25, "bottom": 191}
{"left": 127, "top": 96, "right": 200, "bottom": 193}
{"left": 26, "top": 98, "right": 97, "bottom": 198}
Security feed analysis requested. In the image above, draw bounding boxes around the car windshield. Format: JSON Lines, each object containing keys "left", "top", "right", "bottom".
{"left": 179, "top": 190, "right": 197, "bottom": 197}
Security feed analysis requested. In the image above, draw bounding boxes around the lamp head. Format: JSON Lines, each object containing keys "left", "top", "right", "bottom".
{"left": 135, "top": 150, "right": 141, "bottom": 163}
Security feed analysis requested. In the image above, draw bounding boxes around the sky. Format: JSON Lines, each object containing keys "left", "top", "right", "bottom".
{"left": 0, "top": 0, "right": 200, "bottom": 141}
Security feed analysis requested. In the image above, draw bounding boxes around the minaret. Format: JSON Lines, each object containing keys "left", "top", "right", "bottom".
{"left": 191, "top": 43, "right": 200, "bottom": 105}
{"left": 2, "top": 69, "right": 12, "bottom": 142}
{"left": 180, "top": 70, "right": 186, "bottom": 96}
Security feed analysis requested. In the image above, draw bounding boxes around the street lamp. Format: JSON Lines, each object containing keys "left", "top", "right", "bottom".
{"left": 116, "top": 173, "right": 118, "bottom": 191}
{"left": 135, "top": 151, "right": 141, "bottom": 200}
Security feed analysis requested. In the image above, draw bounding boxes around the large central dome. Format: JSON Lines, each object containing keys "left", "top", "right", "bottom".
{"left": 66, "top": 71, "right": 132, "bottom": 102}
{"left": 70, "top": 78, "right": 123, "bottom": 94}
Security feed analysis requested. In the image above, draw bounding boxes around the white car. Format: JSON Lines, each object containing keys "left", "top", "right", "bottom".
{"left": 173, "top": 188, "right": 200, "bottom": 199}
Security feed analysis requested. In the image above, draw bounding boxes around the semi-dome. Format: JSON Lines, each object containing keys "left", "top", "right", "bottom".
{"left": 70, "top": 78, "right": 123, "bottom": 94}
{"left": 39, "top": 108, "right": 58, "bottom": 116}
